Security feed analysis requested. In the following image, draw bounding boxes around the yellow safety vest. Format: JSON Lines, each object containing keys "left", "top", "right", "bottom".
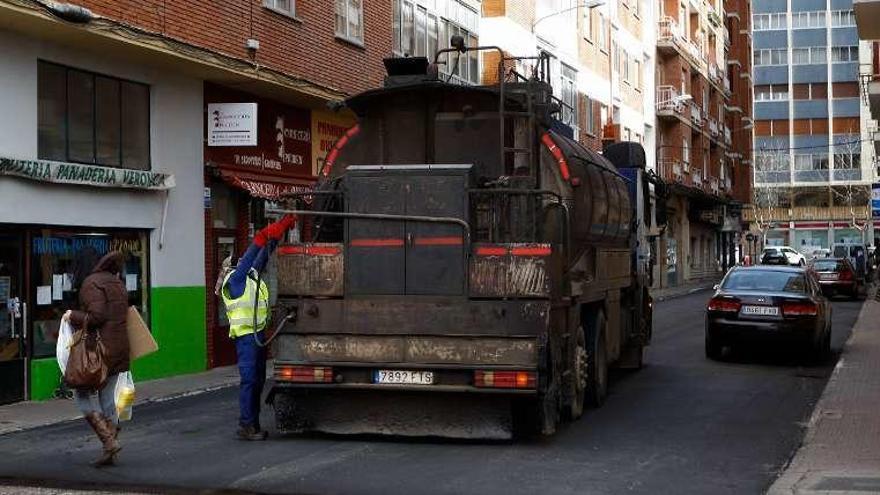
{"left": 221, "top": 269, "right": 270, "bottom": 338}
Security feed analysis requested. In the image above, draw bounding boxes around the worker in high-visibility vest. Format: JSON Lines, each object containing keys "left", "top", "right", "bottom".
{"left": 221, "top": 214, "right": 296, "bottom": 441}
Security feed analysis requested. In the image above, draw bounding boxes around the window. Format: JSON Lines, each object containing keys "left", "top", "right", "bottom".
{"left": 393, "top": 0, "right": 480, "bottom": 84}
{"left": 831, "top": 10, "right": 856, "bottom": 27}
{"left": 38, "top": 62, "right": 150, "bottom": 170}
{"left": 335, "top": 0, "right": 363, "bottom": 43}
{"left": 791, "top": 47, "right": 827, "bottom": 65}
{"left": 682, "top": 138, "right": 689, "bottom": 165}
{"left": 584, "top": 95, "right": 596, "bottom": 135}
{"left": 622, "top": 50, "right": 631, "bottom": 82}
{"left": 753, "top": 12, "right": 787, "bottom": 30}
{"left": 560, "top": 64, "right": 578, "bottom": 131}
{"left": 791, "top": 11, "right": 826, "bottom": 29}
{"left": 264, "top": 0, "right": 294, "bottom": 16}
{"left": 756, "top": 84, "right": 790, "bottom": 101}
{"left": 831, "top": 46, "right": 859, "bottom": 63}
{"left": 583, "top": 6, "right": 593, "bottom": 40}
{"left": 634, "top": 59, "right": 642, "bottom": 89}
{"left": 754, "top": 49, "right": 788, "bottom": 66}
{"left": 597, "top": 13, "right": 607, "bottom": 51}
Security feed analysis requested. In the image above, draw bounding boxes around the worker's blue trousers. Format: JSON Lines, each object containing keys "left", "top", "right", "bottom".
{"left": 235, "top": 331, "right": 267, "bottom": 429}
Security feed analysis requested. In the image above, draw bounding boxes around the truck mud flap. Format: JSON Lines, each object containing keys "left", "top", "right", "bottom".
{"left": 272, "top": 388, "right": 514, "bottom": 440}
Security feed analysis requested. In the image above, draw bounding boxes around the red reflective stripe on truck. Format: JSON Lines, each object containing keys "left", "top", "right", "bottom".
{"left": 277, "top": 245, "right": 341, "bottom": 256}
{"left": 321, "top": 124, "right": 361, "bottom": 178}
{"left": 540, "top": 132, "right": 571, "bottom": 181}
{"left": 414, "top": 236, "right": 463, "bottom": 246}
{"left": 510, "top": 245, "right": 552, "bottom": 257}
{"left": 475, "top": 246, "right": 508, "bottom": 256}
{"left": 350, "top": 238, "right": 405, "bottom": 247}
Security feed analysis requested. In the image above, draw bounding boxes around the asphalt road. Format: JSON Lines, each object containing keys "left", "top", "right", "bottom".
{"left": 0, "top": 291, "right": 865, "bottom": 495}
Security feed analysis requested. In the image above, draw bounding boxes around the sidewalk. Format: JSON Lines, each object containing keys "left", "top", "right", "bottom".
{"left": 767, "top": 291, "right": 880, "bottom": 494}
{"left": 650, "top": 277, "right": 720, "bottom": 302}
{"left": 0, "top": 364, "right": 244, "bottom": 436}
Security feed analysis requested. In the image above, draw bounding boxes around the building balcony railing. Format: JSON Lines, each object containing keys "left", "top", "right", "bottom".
{"left": 693, "top": 168, "right": 703, "bottom": 185}
{"left": 690, "top": 103, "right": 703, "bottom": 126}
{"left": 708, "top": 118, "right": 719, "bottom": 137}
{"left": 657, "top": 158, "right": 686, "bottom": 184}
{"left": 710, "top": 177, "right": 720, "bottom": 195}
{"left": 657, "top": 17, "right": 707, "bottom": 70}
{"left": 724, "top": 126, "right": 732, "bottom": 145}
{"left": 656, "top": 85, "right": 687, "bottom": 117}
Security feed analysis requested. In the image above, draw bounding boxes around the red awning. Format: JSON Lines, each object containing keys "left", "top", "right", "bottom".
{"left": 220, "top": 170, "right": 314, "bottom": 200}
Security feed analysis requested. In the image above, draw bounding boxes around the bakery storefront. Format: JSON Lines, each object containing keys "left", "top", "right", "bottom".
{"left": 203, "top": 83, "right": 355, "bottom": 367}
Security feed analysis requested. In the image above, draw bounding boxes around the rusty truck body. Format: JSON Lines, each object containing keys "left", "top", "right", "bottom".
{"left": 268, "top": 50, "right": 659, "bottom": 438}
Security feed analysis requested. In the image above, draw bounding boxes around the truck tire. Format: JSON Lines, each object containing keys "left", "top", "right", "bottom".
{"left": 567, "top": 325, "right": 587, "bottom": 420}
{"left": 585, "top": 310, "right": 608, "bottom": 408}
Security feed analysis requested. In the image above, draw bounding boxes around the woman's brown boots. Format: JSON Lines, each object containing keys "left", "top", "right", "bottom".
{"left": 84, "top": 412, "right": 121, "bottom": 467}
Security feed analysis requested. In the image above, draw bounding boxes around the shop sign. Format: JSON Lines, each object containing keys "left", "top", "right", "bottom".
{"left": 311, "top": 109, "right": 356, "bottom": 177}
{"left": 207, "top": 103, "right": 258, "bottom": 147}
{"left": 230, "top": 176, "right": 312, "bottom": 200}
{"left": 872, "top": 183, "right": 880, "bottom": 219}
{"left": 0, "top": 157, "right": 175, "bottom": 190}
{"left": 205, "top": 85, "right": 312, "bottom": 179}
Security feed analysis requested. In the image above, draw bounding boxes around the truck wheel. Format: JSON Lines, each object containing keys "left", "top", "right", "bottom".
{"left": 567, "top": 326, "right": 587, "bottom": 420}
{"left": 585, "top": 311, "right": 608, "bottom": 408}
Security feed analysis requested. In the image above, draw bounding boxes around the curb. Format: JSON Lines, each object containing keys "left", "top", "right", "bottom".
{"left": 0, "top": 382, "right": 237, "bottom": 437}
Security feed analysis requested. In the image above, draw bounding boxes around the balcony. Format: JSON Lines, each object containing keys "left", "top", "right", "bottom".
{"left": 657, "top": 17, "right": 707, "bottom": 70}
{"left": 658, "top": 158, "right": 686, "bottom": 184}
{"left": 693, "top": 168, "right": 703, "bottom": 186}
{"left": 710, "top": 177, "right": 720, "bottom": 195}
{"left": 743, "top": 206, "right": 873, "bottom": 223}
{"left": 708, "top": 118, "right": 720, "bottom": 138}
{"left": 656, "top": 85, "right": 688, "bottom": 120}
{"left": 855, "top": 1, "right": 880, "bottom": 39}
{"left": 689, "top": 103, "right": 703, "bottom": 126}
{"left": 724, "top": 126, "right": 732, "bottom": 145}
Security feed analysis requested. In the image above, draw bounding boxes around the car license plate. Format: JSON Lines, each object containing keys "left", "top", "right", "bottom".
{"left": 819, "top": 273, "right": 838, "bottom": 281}
{"left": 374, "top": 370, "right": 434, "bottom": 385}
{"left": 741, "top": 305, "right": 779, "bottom": 316}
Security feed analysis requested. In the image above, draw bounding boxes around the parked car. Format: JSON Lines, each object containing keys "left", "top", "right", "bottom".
{"left": 760, "top": 246, "right": 807, "bottom": 266}
{"left": 705, "top": 266, "right": 831, "bottom": 363}
{"left": 810, "top": 257, "right": 863, "bottom": 300}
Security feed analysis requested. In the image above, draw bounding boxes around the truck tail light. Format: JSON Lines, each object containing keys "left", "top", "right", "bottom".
{"left": 275, "top": 366, "right": 334, "bottom": 383}
{"left": 474, "top": 370, "right": 537, "bottom": 389}
{"left": 707, "top": 296, "right": 741, "bottom": 313}
{"left": 782, "top": 301, "right": 818, "bottom": 316}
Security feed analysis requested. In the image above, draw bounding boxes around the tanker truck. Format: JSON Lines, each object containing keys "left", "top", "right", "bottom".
{"left": 266, "top": 46, "right": 659, "bottom": 439}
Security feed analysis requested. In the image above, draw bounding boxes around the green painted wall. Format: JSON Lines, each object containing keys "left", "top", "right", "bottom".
{"left": 29, "top": 285, "right": 207, "bottom": 401}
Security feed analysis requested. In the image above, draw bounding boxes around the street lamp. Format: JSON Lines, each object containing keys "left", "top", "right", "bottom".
{"left": 531, "top": 0, "right": 607, "bottom": 33}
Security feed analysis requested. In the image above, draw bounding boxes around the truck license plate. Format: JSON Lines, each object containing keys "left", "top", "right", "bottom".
{"left": 741, "top": 305, "right": 779, "bottom": 316}
{"left": 374, "top": 370, "right": 434, "bottom": 385}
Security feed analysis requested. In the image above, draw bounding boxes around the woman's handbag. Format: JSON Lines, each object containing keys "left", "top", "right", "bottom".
{"left": 63, "top": 317, "right": 108, "bottom": 390}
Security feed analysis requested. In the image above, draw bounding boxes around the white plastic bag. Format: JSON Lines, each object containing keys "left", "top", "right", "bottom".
{"left": 56, "top": 319, "right": 73, "bottom": 375}
{"left": 115, "top": 371, "right": 136, "bottom": 422}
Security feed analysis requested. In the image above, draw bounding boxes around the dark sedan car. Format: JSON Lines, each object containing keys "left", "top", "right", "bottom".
{"left": 810, "top": 257, "right": 862, "bottom": 300}
{"left": 705, "top": 266, "right": 831, "bottom": 362}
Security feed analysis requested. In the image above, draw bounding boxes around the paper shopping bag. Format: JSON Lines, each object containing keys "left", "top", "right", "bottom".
{"left": 127, "top": 306, "right": 158, "bottom": 360}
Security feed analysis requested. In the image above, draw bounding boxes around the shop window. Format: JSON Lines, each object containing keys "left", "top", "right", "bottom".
{"left": 335, "top": 0, "right": 364, "bottom": 44}
{"left": 29, "top": 229, "right": 149, "bottom": 359}
{"left": 38, "top": 61, "right": 150, "bottom": 170}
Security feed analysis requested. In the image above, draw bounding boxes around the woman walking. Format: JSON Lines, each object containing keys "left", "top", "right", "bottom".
{"left": 63, "top": 251, "right": 130, "bottom": 467}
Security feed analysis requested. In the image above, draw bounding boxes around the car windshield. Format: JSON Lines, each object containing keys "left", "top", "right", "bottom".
{"left": 762, "top": 248, "right": 781, "bottom": 255}
{"left": 812, "top": 260, "right": 841, "bottom": 271}
{"left": 722, "top": 270, "right": 806, "bottom": 293}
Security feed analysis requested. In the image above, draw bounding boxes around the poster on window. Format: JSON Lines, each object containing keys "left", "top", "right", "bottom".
{"left": 207, "top": 103, "right": 258, "bottom": 147}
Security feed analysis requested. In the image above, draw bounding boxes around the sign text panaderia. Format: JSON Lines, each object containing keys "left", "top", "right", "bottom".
{"left": 0, "top": 157, "right": 175, "bottom": 190}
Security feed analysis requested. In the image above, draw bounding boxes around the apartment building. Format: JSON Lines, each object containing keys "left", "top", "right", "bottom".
{"left": 654, "top": 0, "right": 744, "bottom": 288}
{"left": 0, "top": 0, "right": 393, "bottom": 402}
{"left": 480, "top": 0, "right": 657, "bottom": 163}
{"left": 750, "top": 0, "right": 875, "bottom": 252}
{"left": 851, "top": 0, "right": 880, "bottom": 243}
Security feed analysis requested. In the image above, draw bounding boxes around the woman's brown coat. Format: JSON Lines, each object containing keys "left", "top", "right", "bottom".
{"left": 69, "top": 252, "right": 130, "bottom": 375}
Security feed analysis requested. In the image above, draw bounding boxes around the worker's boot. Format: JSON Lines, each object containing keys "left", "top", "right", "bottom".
{"left": 236, "top": 424, "right": 268, "bottom": 441}
{"left": 84, "top": 412, "right": 121, "bottom": 467}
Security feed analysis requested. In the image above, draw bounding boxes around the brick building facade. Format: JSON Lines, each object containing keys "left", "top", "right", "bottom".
{"left": 0, "top": 0, "right": 394, "bottom": 387}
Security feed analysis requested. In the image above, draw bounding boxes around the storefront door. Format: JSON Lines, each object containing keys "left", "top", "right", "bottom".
{"left": 211, "top": 233, "right": 237, "bottom": 367}
{"left": 0, "top": 231, "right": 26, "bottom": 404}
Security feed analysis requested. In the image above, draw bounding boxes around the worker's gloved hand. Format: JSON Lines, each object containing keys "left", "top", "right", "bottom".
{"left": 265, "top": 214, "right": 297, "bottom": 241}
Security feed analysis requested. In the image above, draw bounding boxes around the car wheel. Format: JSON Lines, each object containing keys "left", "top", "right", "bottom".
{"left": 798, "top": 259, "right": 805, "bottom": 267}
{"left": 705, "top": 329, "right": 723, "bottom": 360}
